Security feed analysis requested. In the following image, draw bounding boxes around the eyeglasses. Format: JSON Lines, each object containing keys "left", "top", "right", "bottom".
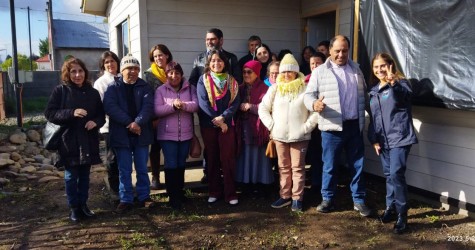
{"left": 243, "top": 70, "right": 254, "bottom": 75}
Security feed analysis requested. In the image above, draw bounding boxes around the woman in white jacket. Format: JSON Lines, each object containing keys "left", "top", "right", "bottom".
{"left": 258, "top": 54, "right": 318, "bottom": 212}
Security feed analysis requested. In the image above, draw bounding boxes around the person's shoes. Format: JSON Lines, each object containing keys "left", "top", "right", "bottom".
{"left": 316, "top": 200, "right": 334, "bottom": 213}
{"left": 380, "top": 206, "right": 397, "bottom": 223}
{"left": 229, "top": 199, "right": 239, "bottom": 205}
{"left": 291, "top": 200, "right": 303, "bottom": 212}
{"left": 271, "top": 198, "right": 292, "bottom": 208}
{"left": 150, "top": 177, "right": 162, "bottom": 190}
{"left": 115, "top": 202, "right": 133, "bottom": 214}
{"left": 354, "top": 203, "right": 372, "bottom": 217}
{"left": 139, "top": 198, "right": 157, "bottom": 208}
{"left": 208, "top": 197, "right": 218, "bottom": 203}
{"left": 393, "top": 213, "right": 408, "bottom": 234}
{"left": 69, "top": 207, "right": 81, "bottom": 222}
{"left": 200, "top": 174, "right": 208, "bottom": 184}
{"left": 80, "top": 204, "right": 95, "bottom": 217}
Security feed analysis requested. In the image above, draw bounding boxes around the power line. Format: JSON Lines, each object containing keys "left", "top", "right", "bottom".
{"left": 0, "top": 5, "right": 103, "bottom": 21}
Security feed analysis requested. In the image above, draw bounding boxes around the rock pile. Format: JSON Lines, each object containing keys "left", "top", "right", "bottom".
{"left": 0, "top": 127, "right": 106, "bottom": 189}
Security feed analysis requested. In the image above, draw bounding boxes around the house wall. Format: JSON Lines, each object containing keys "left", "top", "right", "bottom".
{"left": 142, "top": 0, "right": 301, "bottom": 78}
{"left": 301, "top": 0, "right": 353, "bottom": 38}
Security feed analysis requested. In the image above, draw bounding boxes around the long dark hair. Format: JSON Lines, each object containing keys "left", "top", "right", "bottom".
{"left": 148, "top": 44, "right": 173, "bottom": 64}
{"left": 204, "top": 49, "right": 230, "bottom": 74}
{"left": 253, "top": 43, "right": 272, "bottom": 64}
{"left": 99, "top": 51, "right": 120, "bottom": 75}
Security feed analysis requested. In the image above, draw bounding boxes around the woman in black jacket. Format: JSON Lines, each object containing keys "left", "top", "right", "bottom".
{"left": 44, "top": 58, "right": 105, "bottom": 222}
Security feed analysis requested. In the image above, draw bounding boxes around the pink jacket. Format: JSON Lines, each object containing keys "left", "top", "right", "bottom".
{"left": 154, "top": 80, "right": 199, "bottom": 141}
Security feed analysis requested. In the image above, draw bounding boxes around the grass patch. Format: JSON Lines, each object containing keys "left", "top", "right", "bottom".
{"left": 117, "top": 232, "right": 162, "bottom": 250}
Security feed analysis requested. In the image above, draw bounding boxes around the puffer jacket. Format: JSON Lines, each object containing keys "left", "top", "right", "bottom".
{"left": 304, "top": 59, "right": 367, "bottom": 132}
{"left": 103, "top": 77, "right": 155, "bottom": 147}
{"left": 44, "top": 83, "right": 105, "bottom": 167}
{"left": 154, "top": 80, "right": 199, "bottom": 141}
{"left": 367, "top": 79, "right": 418, "bottom": 149}
{"left": 258, "top": 74, "right": 318, "bottom": 143}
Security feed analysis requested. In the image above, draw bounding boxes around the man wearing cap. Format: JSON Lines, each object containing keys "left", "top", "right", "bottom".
{"left": 104, "top": 54, "right": 156, "bottom": 214}
{"left": 304, "top": 35, "right": 371, "bottom": 217}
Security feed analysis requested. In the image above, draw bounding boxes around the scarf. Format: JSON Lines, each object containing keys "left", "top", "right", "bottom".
{"left": 203, "top": 72, "right": 239, "bottom": 111}
{"left": 276, "top": 73, "right": 306, "bottom": 100}
{"left": 151, "top": 62, "right": 167, "bottom": 83}
{"left": 239, "top": 79, "right": 270, "bottom": 146}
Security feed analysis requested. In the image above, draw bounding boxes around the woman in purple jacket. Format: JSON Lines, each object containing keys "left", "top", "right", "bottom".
{"left": 154, "top": 61, "right": 199, "bottom": 209}
{"left": 368, "top": 53, "right": 418, "bottom": 234}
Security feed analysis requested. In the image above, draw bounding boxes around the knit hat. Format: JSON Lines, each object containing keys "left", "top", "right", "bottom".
{"left": 243, "top": 60, "right": 262, "bottom": 78}
{"left": 120, "top": 54, "right": 140, "bottom": 72}
{"left": 279, "top": 53, "right": 299, "bottom": 73}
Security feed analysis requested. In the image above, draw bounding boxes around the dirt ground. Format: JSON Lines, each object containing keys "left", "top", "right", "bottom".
{"left": 1, "top": 168, "right": 475, "bottom": 250}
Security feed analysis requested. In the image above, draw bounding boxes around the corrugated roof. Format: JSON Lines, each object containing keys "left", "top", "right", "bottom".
{"left": 52, "top": 19, "right": 109, "bottom": 49}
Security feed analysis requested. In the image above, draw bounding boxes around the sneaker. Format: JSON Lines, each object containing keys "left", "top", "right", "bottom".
{"left": 201, "top": 174, "right": 208, "bottom": 184}
{"left": 208, "top": 197, "right": 218, "bottom": 203}
{"left": 354, "top": 203, "right": 372, "bottom": 217}
{"left": 291, "top": 200, "right": 303, "bottom": 212}
{"left": 316, "top": 200, "right": 334, "bottom": 213}
{"left": 114, "top": 202, "right": 133, "bottom": 214}
{"left": 271, "top": 198, "right": 292, "bottom": 208}
{"left": 139, "top": 198, "right": 157, "bottom": 208}
{"left": 229, "top": 199, "right": 239, "bottom": 205}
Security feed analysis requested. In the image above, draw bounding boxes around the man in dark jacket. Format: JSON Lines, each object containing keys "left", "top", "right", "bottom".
{"left": 238, "top": 35, "right": 261, "bottom": 70}
{"left": 104, "top": 54, "right": 155, "bottom": 214}
{"left": 189, "top": 28, "right": 242, "bottom": 86}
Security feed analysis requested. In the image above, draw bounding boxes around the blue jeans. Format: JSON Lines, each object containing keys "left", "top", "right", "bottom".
{"left": 159, "top": 140, "right": 191, "bottom": 169}
{"left": 380, "top": 145, "right": 411, "bottom": 213}
{"left": 321, "top": 120, "right": 365, "bottom": 203}
{"left": 64, "top": 164, "right": 91, "bottom": 207}
{"left": 115, "top": 146, "right": 150, "bottom": 203}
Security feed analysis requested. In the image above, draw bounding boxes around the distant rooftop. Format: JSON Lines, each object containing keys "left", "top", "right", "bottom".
{"left": 52, "top": 19, "right": 109, "bottom": 49}
{"left": 36, "top": 55, "right": 50, "bottom": 62}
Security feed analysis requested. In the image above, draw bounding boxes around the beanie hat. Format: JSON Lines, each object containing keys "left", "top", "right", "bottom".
{"left": 120, "top": 54, "right": 140, "bottom": 72}
{"left": 279, "top": 53, "right": 299, "bottom": 73}
{"left": 243, "top": 60, "right": 262, "bottom": 78}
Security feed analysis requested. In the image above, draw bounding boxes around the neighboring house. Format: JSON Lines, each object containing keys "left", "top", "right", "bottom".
{"left": 35, "top": 55, "right": 51, "bottom": 71}
{"left": 50, "top": 19, "right": 109, "bottom": 71}
{"left": 81, "top": 0, "right": 475, "bottom": 213}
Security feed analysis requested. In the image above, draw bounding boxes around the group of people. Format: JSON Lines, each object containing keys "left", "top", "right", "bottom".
{"left": 45, "top": 29, "right": 418, "bottom": 234}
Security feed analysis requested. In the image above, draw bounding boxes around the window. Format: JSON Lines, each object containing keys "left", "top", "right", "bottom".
{"left": 117, "top": 18, "right": 129, "bottom": 57}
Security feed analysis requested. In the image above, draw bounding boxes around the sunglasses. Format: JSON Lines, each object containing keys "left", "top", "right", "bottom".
{"left": 243, "top": 70, "right": 254, "bottom": 75}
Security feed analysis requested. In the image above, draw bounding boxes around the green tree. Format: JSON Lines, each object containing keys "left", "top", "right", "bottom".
{"left": 1, "top": 54, "right": 38, "bottom": 71}
{"left": 39, "top": 38, "right": 49, "bottom": 57}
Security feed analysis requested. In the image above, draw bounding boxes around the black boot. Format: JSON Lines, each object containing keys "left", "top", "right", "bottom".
{"left": 177, "top": 168, "right": 187, "bottom": 204}
{"left": 165, "top": 169, "right": 181, "bottom": 210}
{"left": 393, "top": 213, "right": 408, "bottom": 234}
{"left": 380, "top": 206, "right": 397, "bottom": 223}
{"left": 69, "top": 207, "right": 81, "bottom": 222}
{"left": 80, "top": 204, "right": 95, "bottom": 217}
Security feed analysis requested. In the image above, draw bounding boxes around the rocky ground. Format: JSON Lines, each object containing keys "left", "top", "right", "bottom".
{"left": 0, "top": 115, "right": 475, "bottom": 249}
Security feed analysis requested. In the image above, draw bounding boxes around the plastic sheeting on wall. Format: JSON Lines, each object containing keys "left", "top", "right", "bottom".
{"left": 358, "top": 0, "right": 475, "bottom": 110}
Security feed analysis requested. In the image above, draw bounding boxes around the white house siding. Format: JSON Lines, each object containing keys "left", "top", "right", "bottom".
{"left": 106, "top": 0, "right": 144, "bottom": 66}
{"left": 301, "top": 0, "right": 352, "bottom": 38}
{"left": 364, "top": 106, "right": 475, "bottom": 206}
{"left": 144, "top": 0, "right": 301, "bottom": 78}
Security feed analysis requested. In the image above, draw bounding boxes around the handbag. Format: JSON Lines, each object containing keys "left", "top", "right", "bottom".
{"left": 43, "top": 86, "right": 67, "bottom": 150}
{"left": 189, "top": 133, "right": 202, "bottom": 158}
{"left": 265, "top": 139, "right": 277, "bottom": 158}
{"left": 188, "top": 85, "right": 202, "bottom": 158}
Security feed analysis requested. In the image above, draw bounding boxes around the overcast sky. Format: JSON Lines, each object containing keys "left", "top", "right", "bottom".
{"left": 0, "top": 0, "right": 103, "bottom": 61}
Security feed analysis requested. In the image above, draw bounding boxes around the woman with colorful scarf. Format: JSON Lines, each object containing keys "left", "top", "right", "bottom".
{"left": 197, "top": 49, "right": 240, "bottom": 205}
{"left": 258, "top": 54, "right": 318, "bottom": 212}
{"left": 235, "top": 60, "right": 274, "bottom": 195}
{"left": 143, "top": 44, "right": 173, "bottom": 190}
